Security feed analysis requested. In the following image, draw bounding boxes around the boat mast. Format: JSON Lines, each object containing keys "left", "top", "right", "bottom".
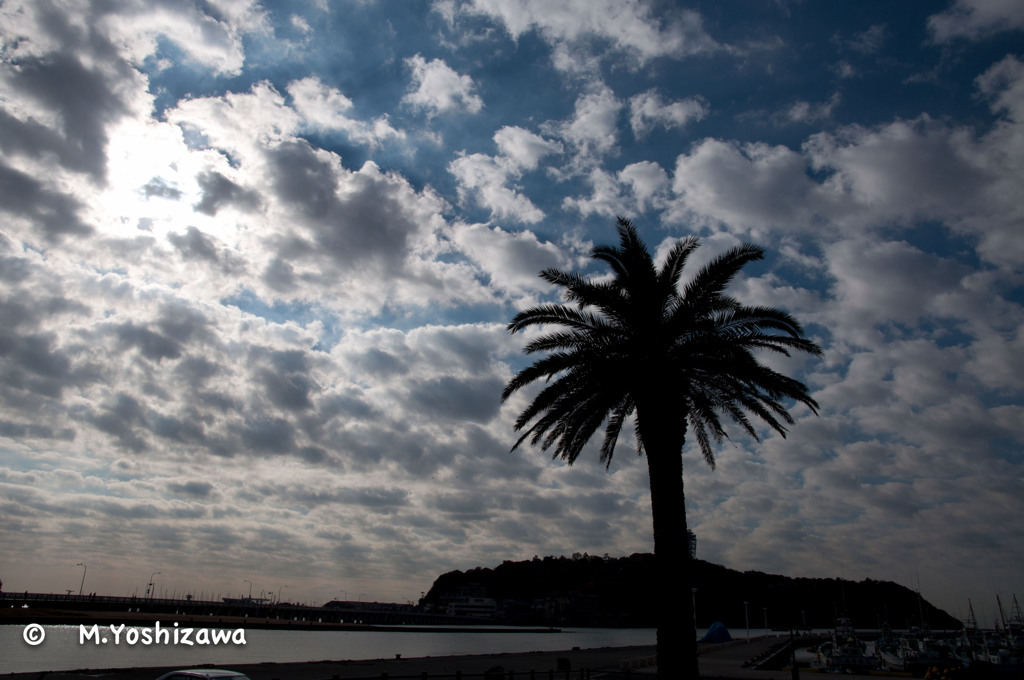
{"left": 1009, "top": 595, "right": 1023, "bottom": 634}
{"left": 964, "top": 599, "right": 977, "bottom": 633}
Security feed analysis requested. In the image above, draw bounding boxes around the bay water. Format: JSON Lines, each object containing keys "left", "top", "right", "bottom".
{"left": 1, "top": 625, "right": 678, "bottom": 674}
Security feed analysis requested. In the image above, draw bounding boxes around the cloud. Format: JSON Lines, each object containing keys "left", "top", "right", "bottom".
{"left": 287, "top": 76, "right": 404, "bottom": 147}
{"left": 162, "top": 83, "right": 482, "bottom": 310}
{"left": 834, "top": 24, "right": 888, "bottom": 54}
{"left": 628, "top": 90, "right": 707, "bottom": 138}
{"left": 783, "top": 92, "right": 841, "bottom": 125}
{"left": 1, "top": 0, "right": 1022, "bottom": 618}
{"left": 193, "top": 171, "right": 262, "bottom": 216}
{"left": 562, "top": 168, "right": 628, "bottom": 218}
{"left": 0, "top": 163, "right": 94, "bottom": 241}
{"left": 493, "top": 126, "right": 564, "bottom": 170}
{"left": 549, "top": 84, "right": 622, "bottom": 166}
{"left": 402, "top": 54, "right": 484, "bottom": 117}
{"left": 449, "top": 153, "right": 545, "bottom": 223}
{"left": 668, "top": 138, "right": 825, "bottom": 232}
{"left": 618, "top": 161, "right": 669, "bottom": 212}
{"left": 448, "top": 223, "right": 568, "bottom": 295}
{"left": 928, "top": 0, "right": 1024, "bottom": 42}
{"left": 448, "top": 126, "right": 561, "bottom": 223}
{"left": 457, "top": 0, "right": 718, "bottom": 65}
{"left": 665, "top": 88, "right": 1024, "bottom": 271}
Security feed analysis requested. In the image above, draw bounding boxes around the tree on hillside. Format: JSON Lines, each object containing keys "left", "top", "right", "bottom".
{"left": 501, "top": 218, "right": 822, "bottom": 678}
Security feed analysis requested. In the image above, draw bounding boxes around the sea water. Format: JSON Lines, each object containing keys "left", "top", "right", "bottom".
{"left": 1, "top": 625, "right": 669, "bottom": 674}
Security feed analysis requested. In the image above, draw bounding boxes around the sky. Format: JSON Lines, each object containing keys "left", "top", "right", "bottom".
{"left": 0, "top": 0, "right": 1022, "bottom": 623}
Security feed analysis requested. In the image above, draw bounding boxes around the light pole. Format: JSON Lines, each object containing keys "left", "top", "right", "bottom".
{"left": 763, "top": 607, "right": 768, "bottom": 637}
{"left": 148, "top": 572, "right": 161, "bottom": 599}
{"left": 744, "top": 601, "right": 750, "bottom": 643}
{"left": 277, "top": 585, "right": 287, "bottom": 604}
{"left": 692, "top": 588, "right": 698, "bottom": 633}
{"left": 76, "top": 563, "right": 87, "bottom": 596}
{"left": 243, "top": 580, "right": 253, "bottom": 600}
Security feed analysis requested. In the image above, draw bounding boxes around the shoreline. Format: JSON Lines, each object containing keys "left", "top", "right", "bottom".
{"left": 0, "top": 638, "right": 820, "bottom": 680}
{"left": 3, "top": 644, "right": 663, "bottom": 680}
{"left": 0, "top": 608, "right": 560, "bottom": 633}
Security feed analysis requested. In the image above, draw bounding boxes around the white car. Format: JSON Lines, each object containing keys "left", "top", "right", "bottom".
{"left": 154, "top": 670, "right": 251, "bottom": 680}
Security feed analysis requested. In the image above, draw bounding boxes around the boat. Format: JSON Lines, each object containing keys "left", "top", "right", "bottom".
{"left": 822, "top": 617, "right": 880, "bottom": 674}
{"left": 957, "top": 595, "right": 1024, "bottom": 677}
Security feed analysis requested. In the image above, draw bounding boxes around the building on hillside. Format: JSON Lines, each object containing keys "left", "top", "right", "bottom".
{"left": 445, "top": 596, "right": 497, "bottom": 618}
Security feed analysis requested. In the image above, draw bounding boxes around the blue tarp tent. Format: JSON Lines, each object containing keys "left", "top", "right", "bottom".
{"left": 700, "top": 621, "right": 733, "bottom": 643}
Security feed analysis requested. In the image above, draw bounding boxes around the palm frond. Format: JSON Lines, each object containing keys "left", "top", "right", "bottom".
{"left": 503, "top": 217, "right": 821, "bottom": 472}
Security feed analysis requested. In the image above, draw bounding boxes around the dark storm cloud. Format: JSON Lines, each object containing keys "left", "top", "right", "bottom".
{"left": 193, "top": 170, "right": 262, "bottom": 215}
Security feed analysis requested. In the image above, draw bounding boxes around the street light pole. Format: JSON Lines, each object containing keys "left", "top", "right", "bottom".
{"left": 76, "top": 563, "right": 87, "bottom": 596}
{"left": 764, "top": 607, "right": 768, "bottom": 637}
{"left": 277, "top": 585, "right": 287, "bottom": 604}
{"left": 148, "top": 572, "right": 161, "bottom": 599}
{"left": 744, "top": 601, "right": 750, "bottom": 643}
{"left": 243, "top": 580, "right": 253, "bottom": 600}
{"left": 692, "top": 588, "right": 698, "bottom": 633}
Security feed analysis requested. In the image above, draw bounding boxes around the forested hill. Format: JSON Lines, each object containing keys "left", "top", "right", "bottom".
{"left": 421, "top": 553, "right": 959, "bottom": 630}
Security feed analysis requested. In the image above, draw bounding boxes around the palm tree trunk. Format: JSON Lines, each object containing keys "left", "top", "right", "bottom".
{"left": 640, "top": 403, "right": 699, "bottom": 679}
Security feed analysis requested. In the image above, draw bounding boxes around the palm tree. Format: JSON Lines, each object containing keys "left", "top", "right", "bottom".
{"left": 501, "top": 218, "right": 822, "bottom": 678}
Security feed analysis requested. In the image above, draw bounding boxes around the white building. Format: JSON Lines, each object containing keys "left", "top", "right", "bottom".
{"left": 445, "top": 596, "right": 497, "bottom": 618}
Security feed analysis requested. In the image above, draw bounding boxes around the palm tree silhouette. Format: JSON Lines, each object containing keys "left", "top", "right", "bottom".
{"left": 502, "top": 218, "right": 822, "bottom": 678}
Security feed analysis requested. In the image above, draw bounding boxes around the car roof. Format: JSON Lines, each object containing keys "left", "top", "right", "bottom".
{"left": 154, "top": 670, "right": 250, "bottom": 680}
